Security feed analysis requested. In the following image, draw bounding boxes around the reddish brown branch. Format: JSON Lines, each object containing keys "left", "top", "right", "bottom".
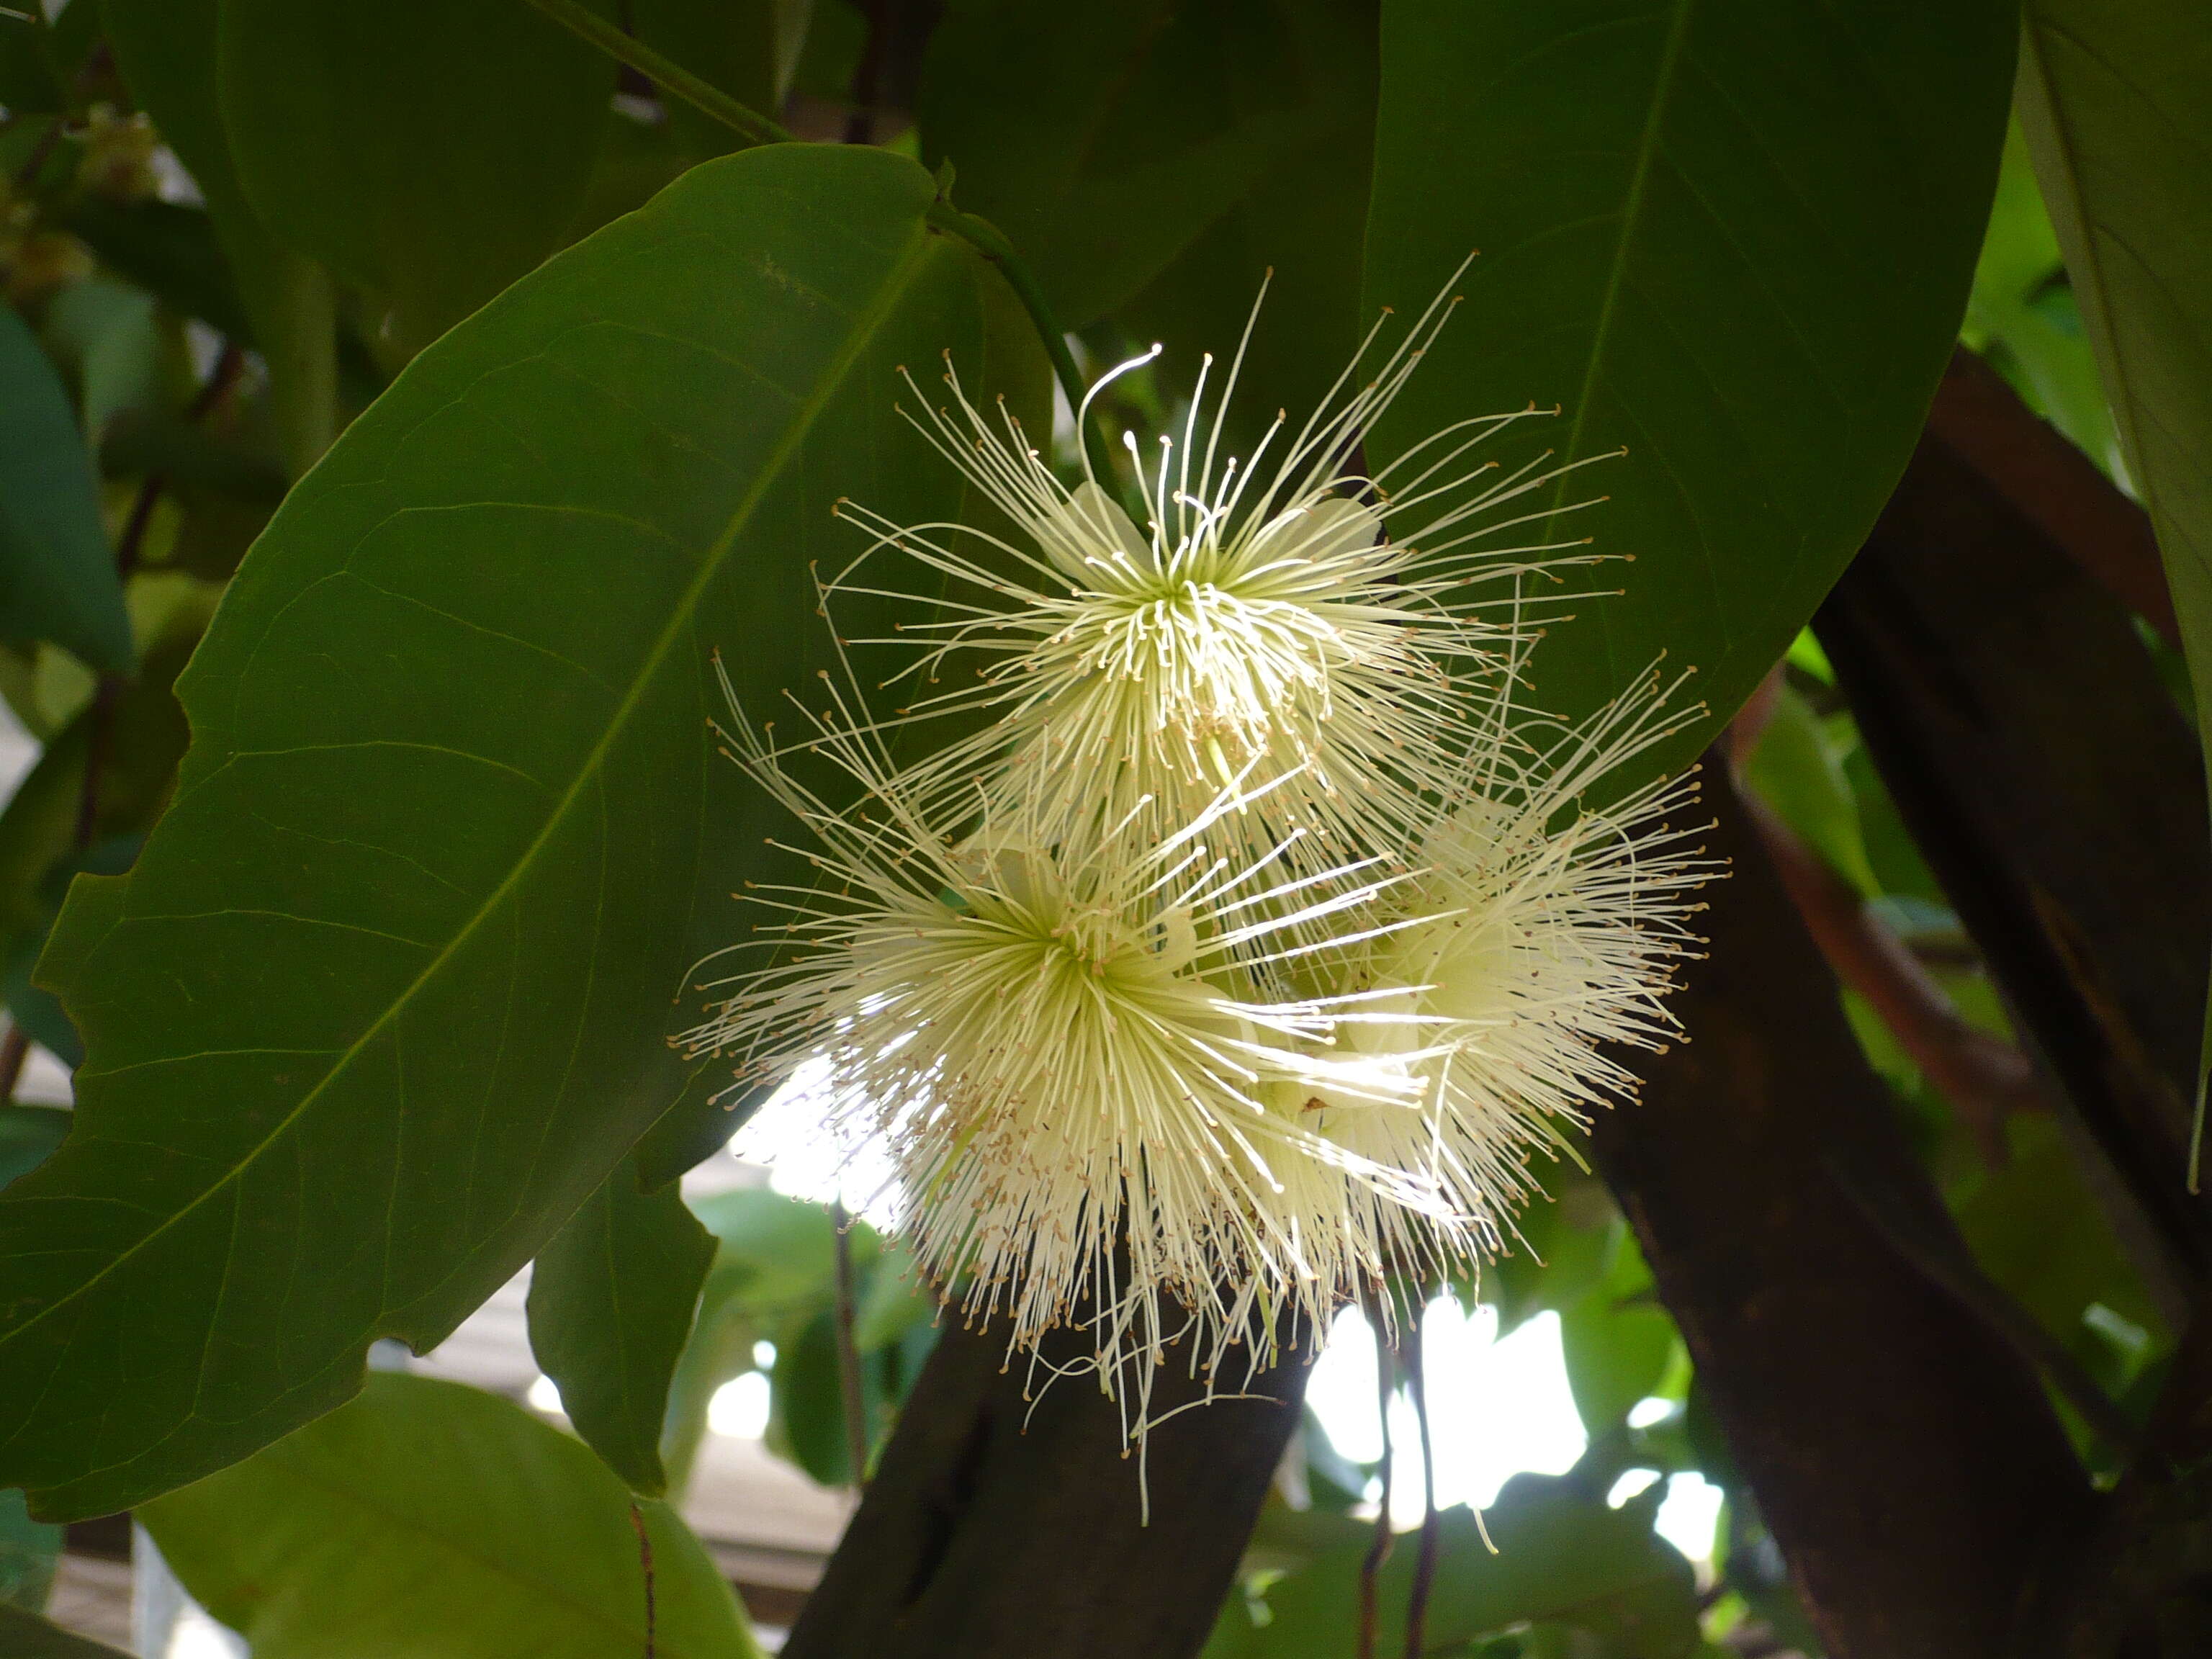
{"left": 1737, "top": 784, "right": 2045, "bottom": 1166}
{"left": 1928, "top": 348, "right": 2177, "bottom": 647}
{"left": 0, "top": 1024, "right": 30, "bottom": 1105}
{"left": 1730, "top": 667, "right": 2049, "bottom": 1166}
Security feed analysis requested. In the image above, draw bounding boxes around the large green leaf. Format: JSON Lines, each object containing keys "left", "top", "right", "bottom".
{"left": 1961, "top": 121, "right": 2117, "bottom": 470}
{"left": 918, "top": 0, "right": 1333, "bottom": 329}
{"left": 2018, "top": 0, "right": 2212, "bottom": 689}
{"left": 2013, "top": 1, "right": 2212, "bottom": 1137}
{"left": 1363, "top": 0, "right": 2015, "bottom": 774}
{"left": 217, "top": 0, "right": 613, "bottom": 353}
{"left": 526, "top": 1151, "right": 716, "bottom": 1497}
{"left": 143, "top": 1371, "right": 759, "bottom": 1659}
{"left": 1205, "top": 1483, "right": 1700, "bottom": 1658}
{"left": 0, "top": 307, "right": 134, "bottom": 675}
{"left": 631, "top": 0, "right": 780, "bottom": 162}
{"left": 0, "top": 143, "right": 1046, "bottom": 1519}
{"left": 0, "top": 1487, "right": 60, "bottom": 1612}
{"left": 102, "top": 0, "right": 338, "bottom": 474}
{"left": 1118, "top": 0, "right": 1378, "bottom": 459}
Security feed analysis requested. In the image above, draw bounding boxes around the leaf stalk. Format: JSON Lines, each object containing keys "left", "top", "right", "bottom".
{"left": 520, "top": 0, "right": 794, "bottom": 147}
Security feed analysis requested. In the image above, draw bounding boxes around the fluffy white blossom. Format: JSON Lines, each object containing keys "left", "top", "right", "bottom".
{"left": 831, "top": 274, "right": 1613, "bottom": 878}
{"left": 683, "top": 674, "right": 1455, "bottom": 1390}
{"left": 691, "top": 279, "right": 1715, "bottom": 1449}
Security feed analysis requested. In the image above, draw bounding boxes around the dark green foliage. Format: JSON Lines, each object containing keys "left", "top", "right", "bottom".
{"left": 141, "top": 1372, "right": 758, "bottom": 1659}
{"left": 0, "top": 2, "right": 2199, "bottom": 1653}
{"left": 526, "top": 1151, "right": 717, "bottom": 1497}
{"left": 1205, "top": 1481, "right": 1700, "bottom": 1658}
{"left": 217, "top": 0, "right": 614, "bottom": 353}
{"left": 0, "top": 144, "right": 1042, "bottom": 1520}
{"left": 0, "top": 307, "right": 134, "bottom": 675}
{"left": 1364, "top": 0, "right": 2016, "bottom": 777}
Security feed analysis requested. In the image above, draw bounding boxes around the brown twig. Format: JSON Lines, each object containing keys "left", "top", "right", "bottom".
{"left": 1403, "top": 1313, "right": 1440, "bottom": 1659}
{"left": 0, "top": 1023, "right": 30, "bottom": 1105}
{"left": 1739, "top": 785, "right": 2046, "bottom": 1167}
{"left": 627, "top": 1499, "right": 657, "bottom": 1659}
{"left": 830, "top": 1200, "right": 870, "bottom": 1487}
{"left": 1729, "top": 668, "right": 2049, "bottom": 1167}
{"left": 1928, "top": 349, "right": 2177, "bottom": 647}
{"left": 1356, "top": 1314, "right": 1395, "bottom": 1659}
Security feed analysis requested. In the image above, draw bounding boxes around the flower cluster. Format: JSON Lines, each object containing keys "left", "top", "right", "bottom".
{"left": 685, "top": 279, "right": 1712, "bottom": 1429}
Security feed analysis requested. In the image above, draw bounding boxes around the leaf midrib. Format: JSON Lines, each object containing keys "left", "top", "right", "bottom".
{"left": 1540, "top": 0, "right": 1696, "bottom": 690}
{"left": 1, "top": 215, "right": 950, "bottom": 1354}
{"left": 172, "top": 1447, "right": 707, "bottom": 1653}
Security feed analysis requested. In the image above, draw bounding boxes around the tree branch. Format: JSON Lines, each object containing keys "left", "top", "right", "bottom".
{"left": 1817, "top": 435, "right": 2212, "bottom": 1310}
{"left": 780, "top": 1313, "right": 1308, "bottom": 1658}
{"left": 1590, "top": 765, "right": 2093, "bottom": 1655}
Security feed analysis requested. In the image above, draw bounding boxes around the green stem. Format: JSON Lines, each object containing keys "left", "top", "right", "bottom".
{"left": 521, "top": 0, "right": 793, "bottom": 147}
{"left": 923, "top": 202, "right": 1115, "bottom": 488}
{"left": 264, "top": 250, "right": 338, "bottom": 481}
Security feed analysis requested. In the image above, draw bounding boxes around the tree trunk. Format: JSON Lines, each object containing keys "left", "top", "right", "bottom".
{"left": 781, "top": 1313, "right": 1307, "bottom": 1658}
{"left": 1817, "top": 364, "right": 2212, "bottom": 1304}
{"left": 1591, "top": 765, "right": 2093, "bottom": 1658}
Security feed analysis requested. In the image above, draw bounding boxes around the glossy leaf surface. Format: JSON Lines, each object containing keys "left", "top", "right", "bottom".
{"left": 0, "top": 306, "right": 134, "bottom": 675}
{"left": 1363, "top": 0, "right": 2015, "bottom": 778}
{"left": 0, "top": 144, "right": 1042, "bottom": 1519}
{"left": 217, "top": 0, "right": 613, "bottom": 351}
{"left": 920, "top": 0, "right": 1337, "bottom": 330}
{"left": 526, "top": 1151, "right": 716, "bottom": 1496}
{"left": 143, "top": 1372, "right": 759, "bottom": 1659}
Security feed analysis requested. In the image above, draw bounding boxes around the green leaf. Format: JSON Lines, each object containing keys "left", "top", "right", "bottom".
{"left": 1956, "top": 1115, "right": 2165, "bottom": 1354}
{"left": 1214, "top": 1484, "right": 1700, "bottom": 1658}
{"left": 1741, "top": 680, "right": 1879, "bottom": 896}
{"left": 101, "top": 0, "right": 340, "bottom": 477}
{"left": 217, "top": 0, "right": 613, "bottom": 353}
{"left": 42, "top": 279, "right": 163, "bottom": 449}
{"left": 64, "top": 199, "right": 257, "bottom": 347}
{"left": 142, "top": 1371, "right": 760, "bottom": 1659}
{"left": 919, "top": 0, "right": 1323, "bottom": 328}
{"left": 2013, "top": 1, "right": 2212, "bottom": 1157}
{"left": 657, "top": 1187, "right": 840, "bottom": 1493}
{"left": 1117, "top": 0, "right": 1378, "bottom": 459}
{"left": 1962, "top": 122, "right": 2118, "bottom": 470}
{"left": 1363, "top": 0, "right": 2015, "bottom": 777}
{"left": 1559, "top": 1236, "right": 1678, "bottom": 1434}
{"left": 0, "top": 1486, "right": 61, "bottom": 1612}
{"left": 0, "top": 1604, "right": 132, "bottom": 1658}
{"left": 631, "top": 0, "right": 780, "bottom": 161}
{"left": 0, "top": 1108, "right": 70, "bottom": 1194}
{"left": 0, "top": 306, "right": 135, "bottom": 676}
{"left": 0, "top": 143, "right": 1048, "bottom": 1520}
{"left": 770, "top": 1303, "right": 850, "bottom": 1485}
{"left": 1482, "top": 1169, "right": 1614, "bottom": 1334}
{"left": 691, "top": 1187, "right": 841, "bottom": 1313}
{"left": 100, "top": 0, "right": 278, "bottom": 335}
{"left": 526, "top": 1151, "right": 716, "bottom": 1497}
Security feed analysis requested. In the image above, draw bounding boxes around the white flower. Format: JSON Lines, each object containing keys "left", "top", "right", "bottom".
{"left": 1285, "top": 665, "right": 1717, "bottom": 1272}
{"left": 682, "top": 667, "right": 1455, "bottom": 1389}
{"left": 692, "top": 273, "right": 1718, "bottom": 1457}
{"left": 830, "top": 272, "right": 1615, "bottom": 876}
